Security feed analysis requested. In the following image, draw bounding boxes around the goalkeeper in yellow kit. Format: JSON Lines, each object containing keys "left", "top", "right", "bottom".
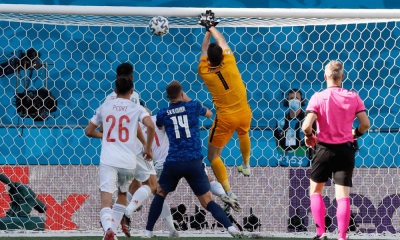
{"left": 198, "top": 11, "right": 252, "bottom": 212}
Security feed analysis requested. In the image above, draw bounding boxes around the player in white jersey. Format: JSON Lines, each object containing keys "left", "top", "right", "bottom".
{"left": 86, "top": 73, "right": 155, "bottom": 240}
{"left": 140, "top": 103, "right": 234, "bottom": 210}
{"left": 100, "top": 64, "right": 173, "bottom": 237}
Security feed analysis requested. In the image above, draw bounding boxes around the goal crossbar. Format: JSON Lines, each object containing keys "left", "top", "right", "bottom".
{"left": 1, "top": 4, "right": 400, "bottom": 18}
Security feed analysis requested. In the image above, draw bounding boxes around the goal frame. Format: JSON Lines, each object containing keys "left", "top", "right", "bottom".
{"left": 2, "top": 4, "right": 400, "bottom": 19}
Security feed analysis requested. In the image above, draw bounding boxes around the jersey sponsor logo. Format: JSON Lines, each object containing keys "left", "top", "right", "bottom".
{"left": 167, "top": 106, "right": 186, "bottom": 115}
{"left": 112, "top": 105, "right": 128, "bottom": 112}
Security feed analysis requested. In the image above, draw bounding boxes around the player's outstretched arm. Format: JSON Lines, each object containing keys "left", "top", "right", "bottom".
{"left": 182, "top": 92, "right": 192, "bottom": 102}
{"left": 204, "top": 107, "right": 213, "bottom": 119}
{"left": 201, "top": 31, "right": 211, "bottom": 57}
{"left": 142, "top": 117, "right": 155, "bottom": 161}
{"left": 86, "top": 122, "right": 103, "bottom": 139}
{"left": 209, "top": 26, "right": 229, "bottom": 50}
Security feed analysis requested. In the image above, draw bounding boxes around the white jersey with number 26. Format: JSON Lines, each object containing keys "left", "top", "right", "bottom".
{"left": 139, "top": 115, "right": 169, "bottom": 169}
{"left": 90, "top": 98, "right": 150, "bottom": 169}
{"left": 105, "top": 91, "right": 143, "bottom": 154}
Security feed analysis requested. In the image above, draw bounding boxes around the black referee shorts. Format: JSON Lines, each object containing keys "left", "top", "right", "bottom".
{"left": 311, "top": 142, "right": 355, "bottom": 187}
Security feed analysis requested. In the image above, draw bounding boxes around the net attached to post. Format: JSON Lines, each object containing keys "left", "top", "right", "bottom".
{"left": 0, "top": 4, "right": 400, "bottom": 238}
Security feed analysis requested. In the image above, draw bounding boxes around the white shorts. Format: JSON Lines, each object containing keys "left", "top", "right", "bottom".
{"left": 99, "top": 164, "right": 135, "bottom": 193}
{"left": 134, "top": 153, "right": 156, "bottom": 183}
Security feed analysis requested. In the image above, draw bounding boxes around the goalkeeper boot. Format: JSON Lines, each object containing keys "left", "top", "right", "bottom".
{"left": 222, "top": 193, "right": 242, "bottom": 212}
{"left": 237, "top": 165, "right": 250, "bottom": 177}
{"left": 121, "top": 214, "right": 131, "bottom": 237}
{"left": 313, "top": 233, "right": 328, "bottom": 240}
{"left": 142, "top": 230, "right": 154, "bottom": 238}
{"left": 168, "top": 229, "right": 180, "bottom": 238}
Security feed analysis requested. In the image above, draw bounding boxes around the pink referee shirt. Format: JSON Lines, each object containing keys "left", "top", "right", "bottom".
{"left": 306, "top": 86, "right": 366, "bottom": 144}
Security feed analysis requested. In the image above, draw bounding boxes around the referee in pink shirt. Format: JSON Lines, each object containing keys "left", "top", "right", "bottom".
{"left": 302, "top": 60, "right": 370, "bottom": 240}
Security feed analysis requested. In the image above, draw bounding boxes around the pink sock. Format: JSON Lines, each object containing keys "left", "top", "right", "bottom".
{"left": 337, "top": 197, "right": 350, "bottom": 240}
{"left": 310, "top": 193, "right": 326, "bottom": 236}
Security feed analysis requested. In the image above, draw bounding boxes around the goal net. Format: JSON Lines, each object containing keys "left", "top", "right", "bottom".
{"left": 0, "top": 4, "right": 399, "bottom": 238}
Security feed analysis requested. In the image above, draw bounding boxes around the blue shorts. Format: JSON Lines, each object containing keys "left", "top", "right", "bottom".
{"left": 159, "top": 158, "right": 210, "bottom": 196}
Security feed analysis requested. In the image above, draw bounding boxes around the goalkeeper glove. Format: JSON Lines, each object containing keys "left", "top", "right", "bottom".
{"left": 198, "top": 10, "right": 220, "bottom": 31}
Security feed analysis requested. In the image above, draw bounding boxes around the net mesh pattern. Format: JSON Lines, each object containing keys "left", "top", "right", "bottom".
{"left": 0, "top": 12, "right": 399, "bottom": 237}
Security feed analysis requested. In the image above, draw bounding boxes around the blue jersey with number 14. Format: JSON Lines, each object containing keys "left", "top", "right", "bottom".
{"left": 156, "top": 100, "right": 207, "bottom": 162}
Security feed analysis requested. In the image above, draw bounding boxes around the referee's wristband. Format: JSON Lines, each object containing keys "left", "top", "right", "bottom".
{"left": 355, "top": 127, "right": 364, "bottom": 137}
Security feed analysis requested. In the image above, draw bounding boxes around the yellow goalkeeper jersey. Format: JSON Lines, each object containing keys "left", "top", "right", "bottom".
{"left": 198, "top": 49, "right": 248, "bottom": 115}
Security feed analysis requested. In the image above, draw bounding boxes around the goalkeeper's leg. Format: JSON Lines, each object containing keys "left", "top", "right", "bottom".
{"left": 208, "top": 146, "right": 231, "bottom": 194}
{"left": 236, "top": 106, "right": 252, "bottom": 177}
{"left": 208, "top": 146, "right": 242, "bottom": 212}
{"left": 237, "top": 133, "right": 251, "bottom": 177}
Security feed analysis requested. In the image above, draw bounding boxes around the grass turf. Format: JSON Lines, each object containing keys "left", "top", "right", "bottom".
{"left": 0, "top": 238, "right": 309, "bottom": 240}
{"left": 0, "top": 237, "right": 315, "bottom": 240}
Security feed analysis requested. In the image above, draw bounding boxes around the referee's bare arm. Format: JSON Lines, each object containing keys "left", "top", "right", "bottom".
{"left": 302, "top": 113, "right": 317, "bottom": 136}
{"left": 353, "top": 111, "right": 370, "bottom": 139}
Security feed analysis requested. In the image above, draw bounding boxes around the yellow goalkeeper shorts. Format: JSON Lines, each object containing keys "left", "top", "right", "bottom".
{"left": 208, "top": 105, "right": 252, "bottom": 148}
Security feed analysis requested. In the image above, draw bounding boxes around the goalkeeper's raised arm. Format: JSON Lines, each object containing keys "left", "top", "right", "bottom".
{"left": 200, "top": 27, "right": 229, "bottom": 58}
{"left": 208, "top": 26, "right": 229, "bottom": 51}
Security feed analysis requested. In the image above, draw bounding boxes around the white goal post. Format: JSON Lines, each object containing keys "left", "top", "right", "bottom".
{"left": 0, "top": 4, "right": 399, "bottom": 239}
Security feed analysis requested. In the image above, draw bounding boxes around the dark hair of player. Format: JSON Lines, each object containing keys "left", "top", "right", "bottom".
{"left": 116, "top": 63, "right": 133, "bottom": 77}
{"left": 207, "top": 42, "right": 223, "bottom": 66}
{"left": 166, "top": 80, "right": 182, "bottom": 100}
{"left": 288, "top": 88, "right": 303, "bottom": 99}
{"left": 115, "top": 75, "right": 133, "bottom": 95}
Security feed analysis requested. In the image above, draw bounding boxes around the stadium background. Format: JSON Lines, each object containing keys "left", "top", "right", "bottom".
{"left": 0, "top": 0, "right": 400, "bottom": 234}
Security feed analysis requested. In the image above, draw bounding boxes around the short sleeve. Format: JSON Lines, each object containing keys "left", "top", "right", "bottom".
{"left": 355, "top": 94, "right": 366, "bottom": 114}
{"left": 306, "top": 93, "right": 319, "bottom": 115}
{"left": 196, "top": 101, "right": 207, "bottom": 116}
{"left": 223, "top": 49, "right": 234, "bottom": 55}
{"left": 198, "top": 56, "right": 208, "bottom": 75}
{"left": 156, "top": 111, "right": 164, "bottom": 128}
{"left": 131, "top": 91, "right": 140, "bottom": 105}
{"left": 90, "top": 106, "right": 102, "bottom": 127}
{"left": 138, "top": 106, "right": 150, "bottom": 123}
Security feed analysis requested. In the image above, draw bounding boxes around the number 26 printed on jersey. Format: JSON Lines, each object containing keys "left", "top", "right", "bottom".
{"left": 106, "top": 115, "right": 130, "bottom": 142}
{"left": 170, "top": 115, "right": 191, "bottom": 139}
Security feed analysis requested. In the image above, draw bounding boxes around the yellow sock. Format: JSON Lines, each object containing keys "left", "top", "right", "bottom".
{"left": 239, "top": 134, "right": 251, "bottom": 166}
{"left": 211, "top": 157, "right": 231, "bottom": 192}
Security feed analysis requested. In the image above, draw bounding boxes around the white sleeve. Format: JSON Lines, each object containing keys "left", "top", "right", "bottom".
{"left": 131, "top": 91, "right": 140, "bottom": 105}
{"left": 90, "top": 106, "right": 102, "bottom": 127}
{"left": 139, "top": 106, "right": 150, "bottom": 123}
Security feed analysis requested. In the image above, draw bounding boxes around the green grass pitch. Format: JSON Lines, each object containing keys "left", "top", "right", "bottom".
{"left": 0, "top": 237, "right": 384, "bottom": 240}
{"left": 0, "top": 238, "right": 311, "bottom": 240}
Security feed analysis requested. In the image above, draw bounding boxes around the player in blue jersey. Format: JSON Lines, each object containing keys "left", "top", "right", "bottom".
{"left": 143, "top": 81, "right": 242, "bottom": 238}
